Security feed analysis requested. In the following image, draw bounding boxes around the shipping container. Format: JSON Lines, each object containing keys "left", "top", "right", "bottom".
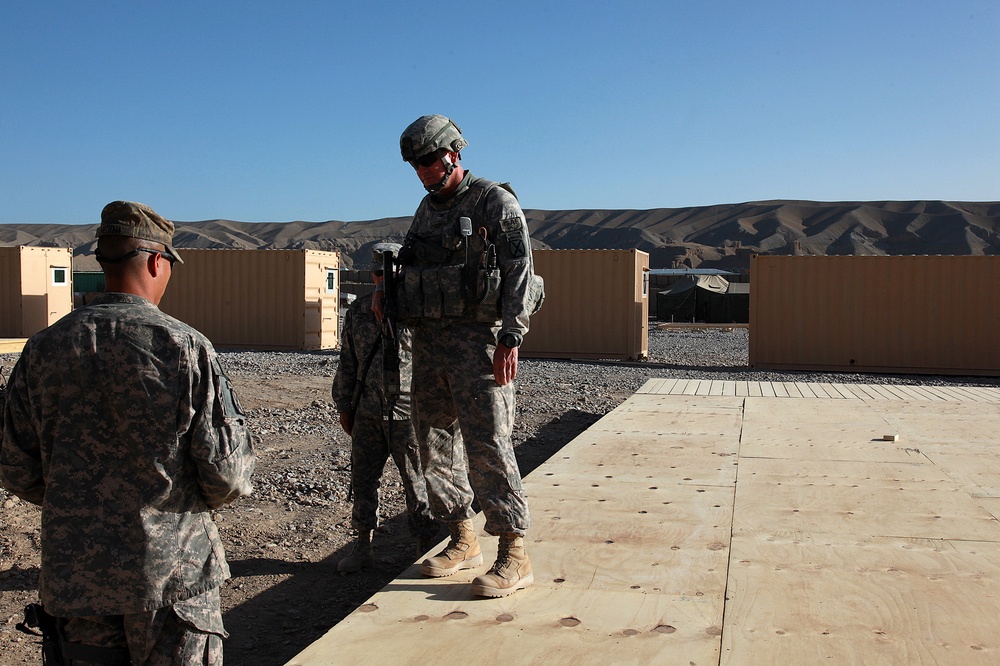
{"left": 523, "top": 249, "right": 649, "bottom": 360}
{"left": 749, "top": 255, "right": 1000, "bottom": 376}
{"left": 158, "top": 249, "right": 340, "bottom": 350}
{"left": 0, "top": 246, "right": 74, "bottom": 338}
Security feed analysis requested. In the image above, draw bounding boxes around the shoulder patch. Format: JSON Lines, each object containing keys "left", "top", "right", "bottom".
{"left": 500, "top": 216, "right": 522, "bottom": 233}
{"left": 507, "top": 233, "right": 527, "bottom": 258}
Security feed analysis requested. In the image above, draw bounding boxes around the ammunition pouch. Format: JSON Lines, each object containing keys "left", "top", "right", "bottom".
{"left": 396, "top": 228, "right": 503, "bottom": 324}
{"left": 396, "top": 265, "right": 503, "bottom": 324}
{"left": 397, "top": 178, "right": 540, "bottom": 325}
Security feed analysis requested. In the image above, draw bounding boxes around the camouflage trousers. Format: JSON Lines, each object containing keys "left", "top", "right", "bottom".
{"left": 58, "top": 587, "right": 225, "bottom": 665}
{"left": 410, "top": 320, "right": 530, "bottom": 536}
{"left": 350, "top": 411, "right": 437, "bottom": 540}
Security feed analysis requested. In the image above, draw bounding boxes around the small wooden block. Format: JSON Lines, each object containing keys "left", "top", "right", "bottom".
{"left": 883, "top": 434, "right": 900, "bottom": 441}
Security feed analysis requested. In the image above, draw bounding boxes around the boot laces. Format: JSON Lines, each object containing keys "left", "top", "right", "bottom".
{"left": 441, "top": 524, "right": 467, "bottom": 557}
{"left": 491, "top": 541, "right": 513, "bottom": 574}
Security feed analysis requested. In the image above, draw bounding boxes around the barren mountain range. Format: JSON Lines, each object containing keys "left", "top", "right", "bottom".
{"left": 2, "top": 200, "right": 998, "bottom": 272}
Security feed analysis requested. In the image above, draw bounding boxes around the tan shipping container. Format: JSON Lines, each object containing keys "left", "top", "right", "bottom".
{"left": 523, "top": 249, "right": 649, "bottom": 360}
{"left": 158, "top": 249, "right": 340, "bottom": 350}
{"left": 749, "top": 255, "right": 1000, "bottom": 376}
{"left": 0, "top": 246, "right": 74, "bottom": 338}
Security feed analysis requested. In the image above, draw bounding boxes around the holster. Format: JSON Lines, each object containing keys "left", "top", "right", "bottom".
{"left": 17, "top": 603, "right": 133, "bottom": 665}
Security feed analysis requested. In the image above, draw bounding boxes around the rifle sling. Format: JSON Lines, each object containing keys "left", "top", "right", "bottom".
{"left": 349, "top": 330, "right": 383, "bottom": 416}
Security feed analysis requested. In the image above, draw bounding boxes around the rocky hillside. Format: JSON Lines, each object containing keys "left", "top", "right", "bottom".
{"left": 2, "top": 200, "right": 997, "bottom": 271}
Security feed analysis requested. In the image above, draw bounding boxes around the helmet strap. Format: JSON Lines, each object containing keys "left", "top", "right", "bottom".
{"left": 424, "top": 153, "right": 457, "bottom": 194}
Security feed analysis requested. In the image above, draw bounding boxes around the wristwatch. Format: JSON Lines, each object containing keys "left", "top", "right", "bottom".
{"left": 499, "top": 332, "right": 523, "bottom": 348}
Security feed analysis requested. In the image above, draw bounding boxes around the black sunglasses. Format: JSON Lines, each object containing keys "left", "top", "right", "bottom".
{"left": 410, "top": 152, "right": 440, "bottom": 168}
{"left": 136, "top": 247, "right": 177, "bottom": 265}
{"left": 97, "top": 247, "right": 176, "bottom": 265}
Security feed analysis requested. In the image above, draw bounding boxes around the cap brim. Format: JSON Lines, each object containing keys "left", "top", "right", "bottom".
{"left": 165, "top": 245, "right": 184, "bottom": 264}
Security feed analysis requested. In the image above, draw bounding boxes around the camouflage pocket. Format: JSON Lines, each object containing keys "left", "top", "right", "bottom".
{"left": 440, "top": 265, "right": 465, "bottom": 317}
{"left": 422, "top": 268, "right": 442, "bottom": 318}
{"left": 397, "top": 270, "right": 423, "bottom": 320}
{"left": 473, "top": 268, "right": 502, "bottom": 323}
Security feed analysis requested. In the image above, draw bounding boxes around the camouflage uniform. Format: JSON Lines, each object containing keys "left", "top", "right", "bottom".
{"left": 398, "top": 170, "right": 543, "bottom": 536}
{"left": 0, "top": 291, "right": 255, "bottom": 663}
{"left": 332, "top": 296, "right": 439, "bottom": 541}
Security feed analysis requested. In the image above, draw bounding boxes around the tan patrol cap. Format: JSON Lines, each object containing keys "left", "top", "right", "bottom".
{"left": 96, "top": 201, "right": 184, "bottom": 264}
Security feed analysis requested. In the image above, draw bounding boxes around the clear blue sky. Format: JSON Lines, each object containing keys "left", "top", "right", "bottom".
{"left": 1, "top": 1, "right": 997, "bottom": 225}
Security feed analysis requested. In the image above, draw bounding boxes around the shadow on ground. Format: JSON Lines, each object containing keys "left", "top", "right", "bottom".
{"left": 222, "top": 407, "right": 598, "bottom": 666}
{"left": 223, "top": 513, "right": 427, "bottom": 666}
{"left": 514, "top": 408, "right": 604, "bottom": 477}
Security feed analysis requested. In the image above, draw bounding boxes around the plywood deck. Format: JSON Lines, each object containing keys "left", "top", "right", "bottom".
{"left": 287, "top": 381, "right": 1000, "bottom": 665}
{"left": 0, "top": 338, "right": 27, "bottom": 354}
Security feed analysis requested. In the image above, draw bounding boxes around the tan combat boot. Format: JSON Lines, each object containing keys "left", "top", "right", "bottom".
{"left": 470, "top": 533, "right": 534, "bottom": 597}
{"left": 419, "top": 519, "right": 483, "bottom": 577}
{"left": 337, "top": 529, "right": 374, "bottom": 573}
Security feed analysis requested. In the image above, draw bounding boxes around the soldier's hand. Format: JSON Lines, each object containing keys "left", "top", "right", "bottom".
{"left": 493, "top": 343, "right": 518, "bottom": 386}
{"left": 371, "top": 285, "right": 385, "bottom": 322}
{"left": 339, "top": 411, "right": 354, "bottom": 435}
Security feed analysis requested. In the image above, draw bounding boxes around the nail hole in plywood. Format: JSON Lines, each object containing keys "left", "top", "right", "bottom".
{"left": 445, "top": 611, "right": 468, "bottom": 620}
{"left": 560, "top": 617, "right": 581, "bottom": 627}
{"left": 359, "top": 604, "right": 378, "bottom": 613}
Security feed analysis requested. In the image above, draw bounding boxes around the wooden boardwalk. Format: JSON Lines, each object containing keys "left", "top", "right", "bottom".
{"left": 287, "top": 381, "right": 1000, "bottom": 665}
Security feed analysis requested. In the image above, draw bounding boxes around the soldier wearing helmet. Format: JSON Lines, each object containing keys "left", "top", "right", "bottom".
{"left": 332, "top": 241, "right": 443, "bottom": 571}
{"left": 399, "top": 114, "right": 469, "bottom": 194}
{"left": 379, "top": 115, "right": 544, "bottom": 597}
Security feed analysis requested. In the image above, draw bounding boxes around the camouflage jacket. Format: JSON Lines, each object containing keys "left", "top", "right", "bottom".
{"left": 0, "top": 292, "right": 256, "bottom": 616}
{"left": 399, "top": 171, "right": 542, "bottom": 337}
{"left": 332, "top": 295, "right": 412, "bottom": 421}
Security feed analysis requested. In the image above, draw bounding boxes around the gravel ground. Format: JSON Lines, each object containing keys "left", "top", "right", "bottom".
{"left": 2, "top": 323, "right": 999, "bottom": 665}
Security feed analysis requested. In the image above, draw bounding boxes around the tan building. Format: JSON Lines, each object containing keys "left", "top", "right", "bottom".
{"left": 158, "top": 248, "right": 340, "bottom": 350}
{"left": 523, "top": 249, "right": 649, "bottom": 360}
{"left": 0, "top": 246, "right": 74, "bottom": 338}
{"left": 750, "top": 255, "right": 1000, "bottom": 376}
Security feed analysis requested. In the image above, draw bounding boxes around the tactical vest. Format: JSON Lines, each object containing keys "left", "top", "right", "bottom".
{"left": 396, "top": 178, "right": 511, "bottom": 324}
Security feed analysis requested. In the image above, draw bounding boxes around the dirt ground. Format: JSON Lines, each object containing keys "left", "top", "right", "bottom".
{"left": 0, "top": 360, "right": 629, "bottom": 665}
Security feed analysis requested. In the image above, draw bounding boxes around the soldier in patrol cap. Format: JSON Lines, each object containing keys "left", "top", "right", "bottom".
{"left": 381, "top": 115, "right": 544, "bottom": 597}
{"left": 1, "top": 200, "right": 256, "bottom": 665}
{"left": 332, "top": 241, "right": 442, "bottom": 572}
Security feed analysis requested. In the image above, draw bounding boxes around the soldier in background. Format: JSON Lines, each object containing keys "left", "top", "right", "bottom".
{"left": 0, "top": 201, "right": 256, "bottom": 665}
{"left": 388, "top": 115, "right": 544, "bottom": 597}
{"left": 332, "top": 242, "right": 441, "bottom": 573}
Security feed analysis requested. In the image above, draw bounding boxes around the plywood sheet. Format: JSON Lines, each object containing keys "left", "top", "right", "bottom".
{"left": 738, "top": 430, "right": 920, "bottom": 463}
{"left": 878, "top": 412, "right": 1000, "bottom": 446}
{"left": 534, "top": 432, "right": 740, "bottom": 489}
{"left": 289, "top": 583, "right": 724, "bottom": 666}
{"left": 914, "top": 442, "right": 1000, "bottom": 498}
{"left": 723, "top": 532, "right": 1000, "bottom": 665}
{"left": 734, "top": 457, "right": 1000, "bottom": 541}
{"left": 743, "top": 397, "right": 883, "bottom": 424}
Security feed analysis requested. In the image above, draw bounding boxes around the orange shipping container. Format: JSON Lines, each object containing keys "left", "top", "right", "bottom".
{"left": 158, "top": 249, "right": 340, "bottom": 350}
{"left": 523, "top": 249, "right": 648, "bottom": 360}
{"left": 0, "top": 246, "right": 73, "bottom": 338}
{"left": 749, "top": 255, "right": 1000, "bottom": 376}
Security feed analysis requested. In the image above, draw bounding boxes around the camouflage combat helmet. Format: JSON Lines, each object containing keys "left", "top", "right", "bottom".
{"left": 370, "top": 241, "right": 402, "bottom": 272}
{"left": 400, "top": 115, "right": 468, "bottom": 163}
